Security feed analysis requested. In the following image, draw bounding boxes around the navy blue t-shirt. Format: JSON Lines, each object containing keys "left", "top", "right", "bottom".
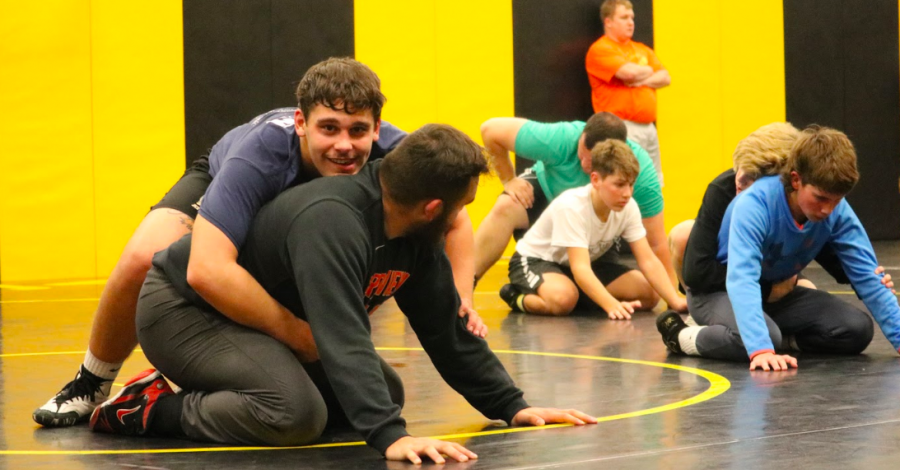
{"left": 201, "top": 107, "right": 406, "bottom": 248}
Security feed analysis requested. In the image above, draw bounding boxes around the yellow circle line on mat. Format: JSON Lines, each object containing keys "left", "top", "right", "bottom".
{"left": 4, "top": 347, "right": 729, "bottom": 455}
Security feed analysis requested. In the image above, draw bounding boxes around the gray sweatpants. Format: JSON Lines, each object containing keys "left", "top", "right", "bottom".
{"left": 687, "top": 286, "right": 874, "bottom": 362}
{"left": 135, "top": 267, "right": 404, "bottom": 446}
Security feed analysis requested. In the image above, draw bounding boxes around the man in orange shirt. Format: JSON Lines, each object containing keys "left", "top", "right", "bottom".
{"left": 586, "top": 0, "right": 670, "bottom": 185}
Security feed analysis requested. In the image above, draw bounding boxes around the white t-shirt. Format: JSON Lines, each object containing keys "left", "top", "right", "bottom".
{"left": 516, "top": 185, "right": 646, "bottom": 266}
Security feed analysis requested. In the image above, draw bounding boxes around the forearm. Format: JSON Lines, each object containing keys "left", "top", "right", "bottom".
{"left": 445, "top": 209, "right": 475, "bottom": 307}
{"left": 643, "top": 214, "right": 678, "bottom": 288}
{"left": 572, "top": 266, "right": 618, "bottom": 308}
{"left": 485, "top": 140, "right": 516, "bottom": 183}
{"left": 638, "top": 256, "right": 682, "bottom": 306}
{"left": 649, "top": 235, "right": 678, "bottom": 288}
{"left": 617, "top": 63, "right": 654, "bottom": 84}
{"left": 192, "top": 262, "right": 305, "bottom": 347}
{"left": 634, "top": 70, "right": 670, "bottom": 89}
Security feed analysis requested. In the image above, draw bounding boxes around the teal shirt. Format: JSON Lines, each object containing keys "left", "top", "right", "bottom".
{"left": 514, "top": 120, "right": 664, "bottom": 218}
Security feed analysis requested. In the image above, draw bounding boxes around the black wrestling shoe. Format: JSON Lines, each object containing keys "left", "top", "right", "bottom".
{"left": 656, "top": 310, "right": 688, "bottom": 354}
{"left": 90, "top": 369, "right": 174, "bottom": 436}
{"left": 33, "top": 365, "right": 112, "bottom": 427}
{"left": 499, "top": 284, "right": 527, "bottom": 313}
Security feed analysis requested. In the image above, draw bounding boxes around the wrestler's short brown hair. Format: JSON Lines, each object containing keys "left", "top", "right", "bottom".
{"left": 781, "top": 125, "right": 859, "bottom": 195}
{"left": 591, "top": 139, "right": 640, "bottom": 184}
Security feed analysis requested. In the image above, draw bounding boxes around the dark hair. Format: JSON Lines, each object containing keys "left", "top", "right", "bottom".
{"left": 583, "top": 112, "right": 628, "bottom": 150}
{"left": 781, "top": 125, "right": 859, "bottom": 195}
{"left": 591, "top": 139, "right": 640, "bottom": 183}
{"left": 295, "top": 57, "right": 386, "bottom": 120}
{"left": 380, "top": 124, "right": 490, "bottom": 206}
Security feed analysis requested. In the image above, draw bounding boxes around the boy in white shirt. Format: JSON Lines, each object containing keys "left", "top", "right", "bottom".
{"left": 501, "top": 140, "right": 687, "bottom": 318}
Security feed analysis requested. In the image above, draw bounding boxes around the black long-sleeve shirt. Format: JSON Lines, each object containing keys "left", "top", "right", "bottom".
{"left": 682, "top": 169, "right": 849, "bottom": 296}
{"left": 154, "top": 161, "right": 528, "bottom": 454}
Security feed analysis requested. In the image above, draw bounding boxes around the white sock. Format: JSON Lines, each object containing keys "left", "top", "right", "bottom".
{"left": 83, "top": 350, "right": 122, "bottom": 382}
{"left": 678, "top": 326, "right": 706, "bottom": 356}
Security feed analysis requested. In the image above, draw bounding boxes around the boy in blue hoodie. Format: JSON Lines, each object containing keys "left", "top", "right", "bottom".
{"left": 658, "top": 126, "right": 900, "bottom": 371}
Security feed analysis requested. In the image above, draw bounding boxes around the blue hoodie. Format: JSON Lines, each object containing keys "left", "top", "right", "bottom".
{"left": 717, "top": 176, "right": 900, "bottom": 358}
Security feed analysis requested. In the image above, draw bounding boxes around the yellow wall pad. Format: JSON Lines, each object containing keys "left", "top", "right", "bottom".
{"left": 0, "top": 347, "right": 729, "bottom": 455}
{"left": 354, "top": 0, "right": 514, "bottom": 230}
{"left": 0, "top": 1, "right": 185, "bottom": 282}
{"left": 654, "top": 0, "right": 785, "bottom": 230}
{"left": 0, "top": 285, "right": 50, "bottom": 291}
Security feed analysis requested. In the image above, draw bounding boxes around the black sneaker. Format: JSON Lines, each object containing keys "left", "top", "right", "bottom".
{"left": 499, "top": 284, "right": 526, "bottom": 313}
{"left": 33, "top": 365, "right": 112, "bottom": 427}
{"left": 656, "top": 310, "right": 688, "bottom": 354}
{"left": 90, "top": 369, "right": 174, "bottom": 436}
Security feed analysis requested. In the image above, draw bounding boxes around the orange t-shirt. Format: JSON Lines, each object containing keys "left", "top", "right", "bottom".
{"left": 585, "top": 35, "right": 663, "bottom": 123}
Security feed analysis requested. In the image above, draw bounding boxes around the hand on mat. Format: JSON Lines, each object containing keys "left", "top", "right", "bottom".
{"left": 601, "top": 299, "right": 641, "bottom": 320}
{"left": 749, "top": 352, "right": 797, "bottom": 372}
{"left": 876, "top": 266, "right": 895, "bottom": 294}
{"left": 288, "top": 318, "right": 319, "bottom": 363}
{"left": 503, "top": 177, "right": 535, "bottom": 208}
{"left": 767, "top": 275, "right": 798, "bottom": 303}
{"left": 385, "top": 436, "right": 478, "bottom": 465}
{"left": 511, "top": 407, "right": 598, "bottom": 427}
{"left": 459, "top": 298, "right": 488, "bottom": 338}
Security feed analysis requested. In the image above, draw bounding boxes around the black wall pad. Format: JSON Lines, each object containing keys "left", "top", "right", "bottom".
{"left": 512, "top": 0, "right": 652, "bottom": 173}
{"left": 784, "top": 0, "right": 900, "bottom": 240}
{"left": 183, "top": 0, "right": 354, "bottom": 165}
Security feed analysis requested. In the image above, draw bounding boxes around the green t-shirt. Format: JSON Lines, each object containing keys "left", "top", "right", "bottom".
{"left": 514, "top": 120, "right": 663, "bottom": 218}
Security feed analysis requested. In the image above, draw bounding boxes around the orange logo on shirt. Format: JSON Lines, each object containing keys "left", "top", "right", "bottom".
{"left": 365, "top": 270, "right": 410, "bottom": 298}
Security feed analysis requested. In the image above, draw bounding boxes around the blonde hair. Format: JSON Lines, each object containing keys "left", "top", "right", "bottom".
{"left": 591, "top": 139, "right": 640, "bottom": 184}
{"left": 732, "top": 122, "right": 800, "bottom": 180}
{"left": 781, "top": 125, "right": 859, "bottom": 195}
{"left": 601, "top": 0, "right": 633, "bottom": 21}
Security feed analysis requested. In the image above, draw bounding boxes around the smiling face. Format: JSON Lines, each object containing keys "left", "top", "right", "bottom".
{"left": 294, "top": 104, "right": 381, "bottom": 177}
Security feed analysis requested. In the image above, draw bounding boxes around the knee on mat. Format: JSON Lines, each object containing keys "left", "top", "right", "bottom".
{"left": 254, "top": 395, "right": 328, "bottom": 447}
{"left": 250, "top": 389, "right": 328, "bottom": 447}
{"left": 830, "top": 313, "right": 874, "bottom": 354}
{"left": 638, "top": 291, "right": 661, "bottom": 311}
{"left": 543, "top": 292, "right": 577, "bottom": 316}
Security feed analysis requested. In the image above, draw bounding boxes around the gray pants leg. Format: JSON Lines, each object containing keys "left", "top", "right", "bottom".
{"left": 136, "top": 267, "right": 403, "bottom": 446}
{"left": 687, "top": 287, "right": 873, "bottom": 361}
{"left": 688, "top": 290, "right": 782, "bottom": 361}
{"left": 767, "top": 287, "right": 873, "bottom": 355}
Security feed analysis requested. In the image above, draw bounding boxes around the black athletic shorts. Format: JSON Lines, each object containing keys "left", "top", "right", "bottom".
{"left": 149, "top": 157, "right": 212, "bottom": 219}
{"left": 511, "top": 168, "right": 550, "bottom": 241}
{"left": 508, "top": 251, "right": 633, "bottom": 299}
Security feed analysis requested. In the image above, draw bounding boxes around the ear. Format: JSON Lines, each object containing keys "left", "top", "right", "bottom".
{"left": 423, "top": 199, "right": 444, "bottom": 222}
{"left": 294, "top": 109, "right": 307, "bottom": 138}
{"left": 590, "top": 172, "right": 602, "bottom": 185}
{"left": 372, "top": 118, "right": 382, "bottom": 141}
{"left": 790, "top": 171, "right": 802, "bottom": 191}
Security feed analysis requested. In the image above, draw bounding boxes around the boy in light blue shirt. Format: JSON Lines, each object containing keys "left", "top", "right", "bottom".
{"left": 658, "top": 126, "right": 900, "bottom": 371}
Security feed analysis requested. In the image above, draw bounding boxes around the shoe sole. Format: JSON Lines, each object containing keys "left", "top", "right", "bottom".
{"left": 33, "top": 410, "right": 85, "bottom": 427}
{"left": 656, "top": 311, "right": 685, "bottom": 354}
